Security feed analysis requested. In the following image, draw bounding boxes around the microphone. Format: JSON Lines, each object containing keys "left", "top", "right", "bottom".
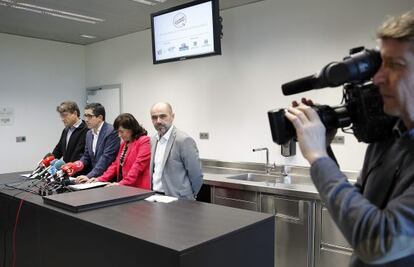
{"left": 54, "top": 161, "right": 83, "bottom": 186}
{"left": 281, "top": 64, "right": 349, "bottom": 95}
{"left": 29, "top": 155, "right": 55, "bottom": 178}
{"left": 282, "top": 74, "right": 320, "bottom": 95}
{"left": 30, "top": 157, "right": 57, "bottom": 179}
{"left": 43, "top": 152, "right": 54, "bottom": 159}
{"left": 61, "top": 161, "right": 84, "bottom": 177}
{"left": 44, "top": 159, "right": 65, "bottom": 180}
{"left": 37, "top": 159, "right": 62, "bottom": 179}
{"left": 281, "top": 48, "right": 381, "bottom": 96}
{"left": 53, "top": 170, "right": 66, "bottom": 182}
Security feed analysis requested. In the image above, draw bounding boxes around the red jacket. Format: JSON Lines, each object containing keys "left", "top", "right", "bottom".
{"left": 98, "top": 135, "right": 151, "bottom": 189}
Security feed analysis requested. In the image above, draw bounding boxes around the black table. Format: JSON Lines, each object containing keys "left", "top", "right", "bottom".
{"left": 0, "top": 172, "right": 274, "bottom": 267}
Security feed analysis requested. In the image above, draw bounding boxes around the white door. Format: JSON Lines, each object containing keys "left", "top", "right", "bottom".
{"left": 86, "top": 84, "right": 122, "bottom": 125}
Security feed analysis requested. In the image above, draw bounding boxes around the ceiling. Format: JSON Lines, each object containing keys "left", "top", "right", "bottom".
{"left": 0, "top": 0, "right": 263, "bottom": 45}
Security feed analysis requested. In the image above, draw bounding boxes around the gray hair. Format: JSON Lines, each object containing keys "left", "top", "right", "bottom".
{"left": 377, "top": 10, "right": 414, "bottom": 47}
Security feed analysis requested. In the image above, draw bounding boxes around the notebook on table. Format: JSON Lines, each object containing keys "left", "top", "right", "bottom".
{"left": 43, "top": 186, "right": 154, "bottom": 213}
{"left": 67, "top": 181, "right": 109, "bottom": 191}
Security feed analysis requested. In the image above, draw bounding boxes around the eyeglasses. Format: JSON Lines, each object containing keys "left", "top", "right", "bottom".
{"left": 84, "top": 114, "right": 96, "bottom": 119}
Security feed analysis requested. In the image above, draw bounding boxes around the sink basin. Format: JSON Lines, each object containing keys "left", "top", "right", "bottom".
{"left": 202, "top": 167, "right": 248, "bottom": 175}
{"left": 226, "top": 173, "right": 279, "bottom": 182}
{"left": 226, "top": 173, "right": 313, "bottom": 185}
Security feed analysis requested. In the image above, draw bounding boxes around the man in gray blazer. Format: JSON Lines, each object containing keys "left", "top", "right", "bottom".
{"left": 75, "top": 103, "right": 120, "bottom": 181}
{"left": 150, "top": 102, "right": 203, "bottom": 200}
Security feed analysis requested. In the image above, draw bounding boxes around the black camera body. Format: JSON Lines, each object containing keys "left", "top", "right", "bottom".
{"left": 268, "top": 47, "right": 396, "bottom": 145}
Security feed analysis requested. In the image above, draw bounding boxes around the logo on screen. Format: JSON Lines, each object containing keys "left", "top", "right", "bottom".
{"left": 173, "top": 13, "right": 187, "bottom": 28}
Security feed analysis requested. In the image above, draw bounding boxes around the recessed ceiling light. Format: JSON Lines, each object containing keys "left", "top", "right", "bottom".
{"left": 11, "top": 5, "right": 41, "bottom": 14}
{"left": 80, "top": 34, "right": 96, "bottom": 39}
{"left": 0, "top": 0, "right": 105, "bottom": 24}
{"left": 45, "top": 12, "right": 98, "bottom": 24}
{"left": 19, "top": 2, "right": 104, "bottom": 22}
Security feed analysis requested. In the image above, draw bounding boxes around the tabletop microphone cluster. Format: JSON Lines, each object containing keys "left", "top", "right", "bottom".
{"left": 28, "top": 153, "right": 56, "bottom": 179}
{"left": 28, "top": 153, "right": 84, "bottom": 195}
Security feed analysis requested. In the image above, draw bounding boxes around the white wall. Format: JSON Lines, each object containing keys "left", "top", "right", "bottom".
{"left": 85, "top": 0, "right": 413, "bottom": 171}
{"left": 2, "top": 0, "right": 411, "bottom": 173}
{"left": 0, "top": 33, "right": 85, "bottom": 173}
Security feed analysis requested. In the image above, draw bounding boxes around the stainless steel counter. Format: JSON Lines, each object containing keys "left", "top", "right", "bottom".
{"left": 202, "top": 159, "right": 356, "bottom": 267}
{"left": 202, "top": 159, "right": 358, "bottom": 200}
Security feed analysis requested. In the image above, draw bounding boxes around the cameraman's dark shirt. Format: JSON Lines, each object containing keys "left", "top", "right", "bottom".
{"left": 311, "top": 125, "right": 414, "bottom": 266}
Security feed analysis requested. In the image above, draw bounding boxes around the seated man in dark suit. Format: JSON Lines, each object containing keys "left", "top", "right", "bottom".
{"left": 53, "top": 101, "right": 89, "bottom": 163}
{"left": 75, "top": 103, "right": 120, "bottom": 180}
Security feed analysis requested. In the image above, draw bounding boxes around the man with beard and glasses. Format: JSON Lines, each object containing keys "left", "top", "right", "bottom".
{"left": 285, "top": 11, "right": 414, "bottom": 266}
{"left": 149, "top": 102, "right": 203, "bottom": 200}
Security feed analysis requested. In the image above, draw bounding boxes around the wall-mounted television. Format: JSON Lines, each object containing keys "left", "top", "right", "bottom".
{"left": 150, "top": 0, "right": 221, "bottom": 64}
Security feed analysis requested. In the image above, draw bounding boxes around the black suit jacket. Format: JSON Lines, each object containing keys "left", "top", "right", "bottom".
{"left": 53, "top": 120, "right": 88, "bottom": 163}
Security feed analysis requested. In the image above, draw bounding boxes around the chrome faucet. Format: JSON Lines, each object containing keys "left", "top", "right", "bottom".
{"left": 252, "top": 147, "right": 275, "bottom": 174}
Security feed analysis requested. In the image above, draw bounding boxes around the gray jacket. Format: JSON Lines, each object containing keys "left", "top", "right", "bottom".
{"left": 150, "top": 126, "right": 203, "bottom": 200}
{"left": 311, "top": 133, "right": 414, "bottom": 266}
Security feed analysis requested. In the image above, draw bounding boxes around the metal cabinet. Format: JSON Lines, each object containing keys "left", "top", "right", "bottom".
{"left": 211, "top": 186, "right": 259, "bottom": 211}
{"left": 261, "top": 194, "right": 314, "bottom": 267}
{"left": 315, "top": 203, "right": 352, "bottom": 267}
{"left": 208, "top": 182, "right": 356, "bottom": 267}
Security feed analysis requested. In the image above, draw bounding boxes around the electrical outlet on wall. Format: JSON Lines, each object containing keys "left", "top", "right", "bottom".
{"left": 16, "top": 136, "right": 26, "bottom": 143}
{"left": 199, "top": 132, "right": 209, "bottom": 140}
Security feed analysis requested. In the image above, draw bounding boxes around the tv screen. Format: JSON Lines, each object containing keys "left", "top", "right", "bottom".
{"left": 151, "top": 0, "right": 221, "bottom": 64}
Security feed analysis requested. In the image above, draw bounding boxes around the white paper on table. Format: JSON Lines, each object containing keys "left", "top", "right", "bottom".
{"left": 145, "top": 194, "right": 178, "bottom": 203}
{"left": 67, "top": 182, "right": 109, "bottom": 191}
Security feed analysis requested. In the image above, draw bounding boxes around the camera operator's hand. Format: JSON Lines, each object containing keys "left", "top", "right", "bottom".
{"left": 292, "top": 98, "right": 337, "bottom": 146}
{"left": 292, "top": 97, "right": 314, "bottom": 107}
{"left": 285, "top": 103, "right": 329, "bottom": 164}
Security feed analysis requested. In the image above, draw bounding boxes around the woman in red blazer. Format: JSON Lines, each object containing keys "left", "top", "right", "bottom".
{"left": 78, "top": 113, "right": 151, "bottom": 189}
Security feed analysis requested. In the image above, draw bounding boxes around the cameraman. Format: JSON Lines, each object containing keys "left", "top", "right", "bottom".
{"left": 285, "top": 11, "right": 414, "bottom": 267}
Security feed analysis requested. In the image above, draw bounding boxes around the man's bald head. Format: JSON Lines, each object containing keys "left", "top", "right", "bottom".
{"left": 150, "top": 102, "right": 175, "bottom": 137}
{"left": 151, "top": 102, "right": 173, "bottom": 114}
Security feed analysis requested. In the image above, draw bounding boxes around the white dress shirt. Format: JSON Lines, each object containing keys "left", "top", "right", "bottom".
{"left": 66, "top": 119, "right": 82, "bottom": 148}
{"left": 92, "top": 122, "right": 104, "bottom": 155}
{"left": 152, "top": 125, "right": 174, "bottom": 192}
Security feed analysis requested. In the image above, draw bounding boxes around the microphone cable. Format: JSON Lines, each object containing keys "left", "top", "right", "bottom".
{"left": 1, "top": 181, "right": 36, "bottom": 266}
{"left": 2, "top": 239, "right": 5, "bottom": 267}
{"left": 1, "top": 178, "right": 38, "bottom": 267}
{"left": 0, "top": 178, "right": 30, "bottom": 190}
{"left": 3, "top": 179, "right": 43, "bottom": 197}
{"left": 1, "top": 176, "right": 48, "bottom": 267}
{"left": 12, "top": 192, "right": 29, "bottom": 267}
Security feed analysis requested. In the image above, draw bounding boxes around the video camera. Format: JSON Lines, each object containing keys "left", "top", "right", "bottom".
{"left": 268, "top": 47, "right": 397, "bottom": 145}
